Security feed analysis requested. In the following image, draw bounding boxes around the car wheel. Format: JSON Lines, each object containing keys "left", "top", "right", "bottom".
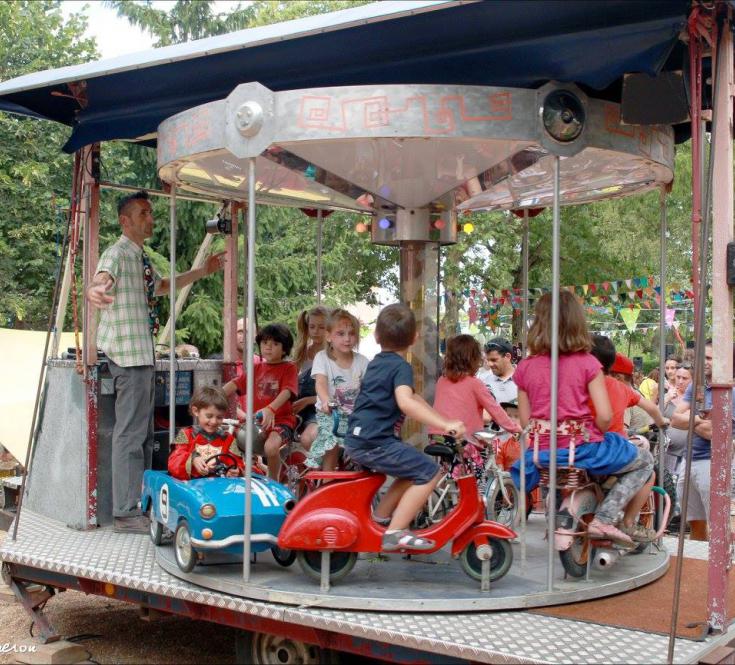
{"left": 174, "top": 521, "right": 196, "bottom": 573}
{"left": 271, "top": 546, "right": 297, "bottom": 567}
{"left": 149, "top": 516, "right": 164, "bottom": 546}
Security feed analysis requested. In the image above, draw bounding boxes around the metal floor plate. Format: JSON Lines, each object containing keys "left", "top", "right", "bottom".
{"left": 0, "top": 510, "right": 719, "bottom": 664}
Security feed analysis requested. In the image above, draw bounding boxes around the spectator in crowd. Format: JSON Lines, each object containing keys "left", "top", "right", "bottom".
{"left": 478, "top": 337, "right": 518, "bottom": 404}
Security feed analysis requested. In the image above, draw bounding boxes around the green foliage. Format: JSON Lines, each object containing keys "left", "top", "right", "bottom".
{"left": 0, "top": 1, "right": 98, "bottom": 329}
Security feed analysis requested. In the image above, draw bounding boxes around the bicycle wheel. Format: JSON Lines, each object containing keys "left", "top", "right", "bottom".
{"left": 413, "top": 483, "right": 452, "bottom": 529}
{"left": 558, "top": 513, "right": 595, "bottom": 578}
{"left": 484, "top": 476, "right": 520, "bottom": 527}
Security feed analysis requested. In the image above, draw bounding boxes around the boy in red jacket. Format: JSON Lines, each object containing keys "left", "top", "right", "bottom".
{"left": 168, "top": 386, "right": 244, "bottom": 480}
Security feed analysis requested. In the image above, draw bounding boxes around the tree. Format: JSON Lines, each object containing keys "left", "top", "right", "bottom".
{"left": 0, "top": 1, "right": 98, "bottom": 329}
{"left": 99, "top": 0, "right": 387, "bottom": 357}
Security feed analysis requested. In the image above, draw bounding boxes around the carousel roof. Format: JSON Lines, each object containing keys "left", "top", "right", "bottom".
{"left": 0, "top": 0, "right": 691, "bottom": 153}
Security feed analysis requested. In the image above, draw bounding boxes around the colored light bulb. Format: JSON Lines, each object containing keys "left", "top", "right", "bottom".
{"left": 463, "top": 222, "right": 474, "bottom": 233}
{"left": 378, "top": 217, "right": 392, "bottom": 230}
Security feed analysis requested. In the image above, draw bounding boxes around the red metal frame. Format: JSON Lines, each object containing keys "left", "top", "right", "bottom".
{"left": 707, "top": 8, "right": 733, "bottom": 632}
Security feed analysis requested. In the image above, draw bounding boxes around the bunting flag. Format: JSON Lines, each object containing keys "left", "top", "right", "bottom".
{"left": 619, "top": 306, "right": 641, "bottom": 332}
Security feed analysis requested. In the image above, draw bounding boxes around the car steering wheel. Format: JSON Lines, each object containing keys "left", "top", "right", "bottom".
{"left": 204, "top": 453, "right": 240, "bottom": 477}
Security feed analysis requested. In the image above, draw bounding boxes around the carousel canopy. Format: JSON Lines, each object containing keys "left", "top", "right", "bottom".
{"left": 0, "top": 0, "right": 691, "bottom": 153}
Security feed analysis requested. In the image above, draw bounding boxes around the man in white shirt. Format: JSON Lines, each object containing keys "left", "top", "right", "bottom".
{"left": 479, "top": 337, "right": 518, "bottom": 404}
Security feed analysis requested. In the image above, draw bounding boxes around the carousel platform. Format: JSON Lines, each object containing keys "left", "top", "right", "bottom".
{"left": 156, "top": 513, "right": 670, "bottom": 612}
{"left": 1, "top": 509, "right": 727, "bottom": 663}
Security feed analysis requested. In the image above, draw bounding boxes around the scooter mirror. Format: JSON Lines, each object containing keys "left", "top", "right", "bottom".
{"left": 235, "top": 423, "right": 266, "bottom": 456}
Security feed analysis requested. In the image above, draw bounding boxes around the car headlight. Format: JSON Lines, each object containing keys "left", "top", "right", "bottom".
{"left": 200, "top": 503, "right": 216, "bottom": 519}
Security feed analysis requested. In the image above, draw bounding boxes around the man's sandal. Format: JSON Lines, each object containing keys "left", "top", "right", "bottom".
{"left": 381, "top": 529, "right": 435, "bottom": 552}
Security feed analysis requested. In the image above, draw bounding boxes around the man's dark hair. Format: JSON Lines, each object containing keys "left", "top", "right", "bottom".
{"left": 590, "top": 334, "right": 616, "bottom": 373}
{"left": 375, "top": 303, "right": 416, "bottom": 349}
{"left": 484, "top": 337, "right": 513, "bottom": 356}
{"left": 117, "top": 190, "right": 149, "bottom": 218}
{"left": 256, "top": 323, "right": 294, "bottom": 356}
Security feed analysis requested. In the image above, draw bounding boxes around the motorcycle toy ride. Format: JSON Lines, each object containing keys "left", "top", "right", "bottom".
{"left": 277, "top": 436, "right": 515, "bottom": 590}
{"left": 540, "top": 438, "right": 671, "bottom": 578}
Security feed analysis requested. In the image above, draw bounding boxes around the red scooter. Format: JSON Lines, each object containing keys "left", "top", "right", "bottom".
{"left": 277, "top": 437, "right": 516, "bottom": 588}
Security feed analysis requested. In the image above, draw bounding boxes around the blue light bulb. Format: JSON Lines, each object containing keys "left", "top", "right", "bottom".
{"left": 378, "top": 218, "right": 392, "bottom": 230}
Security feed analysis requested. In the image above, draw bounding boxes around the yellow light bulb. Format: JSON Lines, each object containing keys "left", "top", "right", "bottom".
{"left": 463, "top": 222, "right": 474, "bottom": 233}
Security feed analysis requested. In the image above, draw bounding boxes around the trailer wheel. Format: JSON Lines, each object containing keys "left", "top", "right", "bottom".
{"left": 459, "top": 537, "right": 513, "bottom": 582}
{"left": 235, "top": 630, "right": 340, "bottom": 664}
{"left": 174, "top": 521, "right": 196, "bottom": 573}
{"left": 296, "top": 550, "right": 357, "bottom": 584}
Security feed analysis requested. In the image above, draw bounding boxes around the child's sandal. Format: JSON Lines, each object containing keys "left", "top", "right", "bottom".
{"left": 381, "top": 529, "right": 435, "bottom": 552}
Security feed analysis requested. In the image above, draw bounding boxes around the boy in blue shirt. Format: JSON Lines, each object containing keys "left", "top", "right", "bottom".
{"left": 344, "top": 303, "right": 465, "bottom": 552}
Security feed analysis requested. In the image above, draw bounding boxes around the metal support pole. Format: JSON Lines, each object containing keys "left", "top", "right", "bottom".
{"left": 316, "top": 209, "right": 323, "bottom": 303}
{"left": 707, "top": 14, "right": 733, "bottom": 633}
{"left": 657, "top": 187, "right": 667, "bottom": 538}
{"left": 243, "top": 158, "right": 257, "bottom": 582}
{"left": 522, "top": 210, "right": 530, "bottom": 356}
{"left": 168, "top": 185, "right": 177, "bottom": 448}
{"left": 519, "top": 429, "right": 527, "bottom": 571}
{"left": 547, "top": 156, "right": 561, "bottom": 591}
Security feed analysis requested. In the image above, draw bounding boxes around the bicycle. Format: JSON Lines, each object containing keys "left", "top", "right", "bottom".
{"left": 421, "top": 430, "right": 522, "bottom": 529}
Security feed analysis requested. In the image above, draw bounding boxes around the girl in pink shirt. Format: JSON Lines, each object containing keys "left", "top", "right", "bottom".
{"left": 512, "top": 291, "right": 654, "bottom": 546}
{"left": 431, "top": 335, "right": 521, "bottom": 478}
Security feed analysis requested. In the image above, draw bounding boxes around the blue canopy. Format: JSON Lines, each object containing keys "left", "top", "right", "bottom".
{"left": 0, "top": 0, "right": 690, "bottom": 153}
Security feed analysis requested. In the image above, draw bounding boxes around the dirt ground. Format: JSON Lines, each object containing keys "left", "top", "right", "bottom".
{"left": 0, "top": 529, "right": 238, "bottom": 664}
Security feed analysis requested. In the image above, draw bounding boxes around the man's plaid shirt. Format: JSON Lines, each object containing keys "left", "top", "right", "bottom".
{"left": 96, "top": 234, "right": 159, "bottom": 367}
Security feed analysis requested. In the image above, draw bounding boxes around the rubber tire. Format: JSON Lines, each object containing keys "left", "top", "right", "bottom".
{"left": 296, "top": 550, "right": 357, "bottom": 584}
{"left": 459, "top": 537, "right": 513, "bottom": 582}
{"left": 149, "top": 517, "right": 163, "bottom": 546}
{"left": 271, "top": 546, "right": 297, "bottom": 567}
{"left": 559, "top": 535, "right": 595, "bottom": 578}
{"left": 484, "top": 477, "right": 520, "bottom": 527}
{"left": 174, "top": 521, "right": 196, "bottom": 573}
{"left": 235, "top": 630, "right": 340, "bottom": 664}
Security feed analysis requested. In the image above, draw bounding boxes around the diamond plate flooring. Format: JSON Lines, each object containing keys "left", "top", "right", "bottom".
{"left": 0, "top": 510, "right": 721, "bottom": 664}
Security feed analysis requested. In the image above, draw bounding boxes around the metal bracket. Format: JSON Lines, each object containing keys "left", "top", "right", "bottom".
{"left": 320, "top": 551, "right": 331, "bottom": 593}
{"left": 8, "top": 577, "right": 60, "bottom": 644}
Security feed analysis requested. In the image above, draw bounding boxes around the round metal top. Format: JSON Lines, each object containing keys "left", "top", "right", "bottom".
{"left": 157, "top": 81, "right": 674, "bottom": 214}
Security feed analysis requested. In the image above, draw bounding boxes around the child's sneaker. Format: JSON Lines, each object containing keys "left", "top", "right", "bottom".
{"left": 381, "top": 529, "right": 435, "bottom": 552}
{"left": 587, "top": 518, "right": 634, "bottom": 548}
{"left": 618, "top": 522, "right": 656, "bottom": 543}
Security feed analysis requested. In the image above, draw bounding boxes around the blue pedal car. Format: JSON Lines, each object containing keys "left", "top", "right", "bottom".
{"left": 142, "top": 464, "right": 297, "bottom": 573}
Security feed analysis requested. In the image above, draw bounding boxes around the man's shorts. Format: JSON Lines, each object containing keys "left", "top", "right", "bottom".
{"left": 678, "top": 458, "right": 710, "bottom": 521}
{"left": 345, "top": 436, "right": 438, "bottom": 485}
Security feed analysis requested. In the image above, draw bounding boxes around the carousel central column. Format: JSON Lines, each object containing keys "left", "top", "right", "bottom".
{"left": 399, "top": 240, "right": 440, "bottom": 444}
{"left": 372, "top": 205, "right": 455, "bottom": 444}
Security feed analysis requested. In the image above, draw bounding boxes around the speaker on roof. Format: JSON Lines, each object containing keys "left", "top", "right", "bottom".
{"left": 621, "top": 71, "right": 689, "bottom": 126}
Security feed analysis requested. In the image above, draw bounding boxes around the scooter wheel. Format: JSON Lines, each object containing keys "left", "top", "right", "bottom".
{"left": 559, "top": 535, "right": 595, "bottom": 578}
{"left": 296, "top": 550, "right": 357, "bottom": 584}
{"left": 459, "top": 537, "right": 513, "bottom": 582}
{"left": 271, "top": 546, "right": 297, "bottom": 567}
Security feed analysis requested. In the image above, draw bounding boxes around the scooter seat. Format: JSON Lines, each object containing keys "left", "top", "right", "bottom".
{"left": 424, "top": 443, "right": 455, "bottom": 462}
{"left": 304, "top": 470, "right": 373, "bottom": 481}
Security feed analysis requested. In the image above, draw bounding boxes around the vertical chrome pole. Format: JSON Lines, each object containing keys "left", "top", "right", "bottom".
{"left": 242, "top": 158, "right": 256, "bottom": 582}
{"left": 316, "top": 209, "right": 323, "bottom": 303}
{"left": 168, "top": 184, "right": 177, "bottom": 447}
{"left": 657, "top": 187, "right": 667, "bottom": 537}
{"left": 547, "top": 157, "right": 561, "bottom": 591}
{"left": 522, "top": 209, "right": 530, "bottom": 356}
{"left": 520, "top": 209, "right": 530, "bottom": 570}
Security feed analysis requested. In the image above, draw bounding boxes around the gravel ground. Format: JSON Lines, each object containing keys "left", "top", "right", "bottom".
{"left": 0, "top": 529, "right": 238, "bottom": 664}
